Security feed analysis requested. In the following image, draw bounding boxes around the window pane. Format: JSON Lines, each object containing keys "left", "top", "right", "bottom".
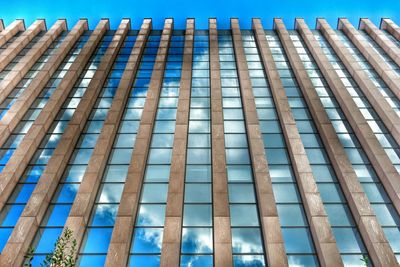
{"left": 129, "top": 255, "right": 160, "bottom": 267}
{"left": 277, "top": 204, "right": 307, "bottom": 226}
{"left": 183, "top": 204, "right": 212, "bottom": 226}
{"left": 180, "top": 255, "right": 213, "bottom": 267}
{"left": 131, "top": 228, "right": 163, "bottom": 253}
{"left": 228, "top": 184, "right": 255, "bottom": 203}
{"left": 136, "top": 204, "right": 166, "bottom": 226}
{"left": 141, "top": 184, "right": 168, "bottom": 203}
{"left": 230, "top": 205, "right": 259, "bottom": 226}
{"left": 233, "top": 255, "right": 266, "bottom": 267}
{"left": 148, "top": 149, "right": 172, "bottom": 164}
{"left": 332, "top": 228, "right": 365, "bottom": 254}
{"left": 186, "top": 165, "right": 211, "bottom": 182}
{"left": 185, "top": 184, "right": 211, "bottom": 203}
{"left": 227, "top": 166, "right": 253, "bottom": 182}
{"left": 231, "top": 228, "right": 264, "bottom": 253}
{"left": 181, "top": 228, "right": 213, "bottom": 253}
{"left": 281, "top": 228, "right": 314, "bottom": 253}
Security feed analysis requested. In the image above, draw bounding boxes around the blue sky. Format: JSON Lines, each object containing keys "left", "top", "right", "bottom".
{"left": 0, "top": 0, "right": 398, "bottom": 30}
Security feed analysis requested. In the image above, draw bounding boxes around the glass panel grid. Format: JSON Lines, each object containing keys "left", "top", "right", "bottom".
{"left": 0, "top": 32, "right": 91, "bottom": 172}
{"left": 286, "top": 30, "right": 370, "bottom": 265}
{"left": 72, "top": 31, "right": 149, "bottom": 266}
{"left": 128, "top": 30, "right": 182, "bottom": 267}
{"left": 359, "top": 30, "right": 400, "bottom": 76}
{"left": 0, "top": 31, "right": 46, "bottom": 81}
{"left": 0, "top": 31, "right": 93, "bottom": 253}
{"left": 73, "top": 30, "right": 154, "bottom": 266}
{"left": 13, "top": 31, "right": 115, "bottom": 263}
{"left": 221, "top": 30, "right": 267, "bottom": 267}
{"left": 179, "top": 29, "right": 213, "bottom": 267}
{"left": 309, "top": 29, "right": 400, "bottom": 261}
{"left": 0, "top": 31, "right": 67, "bottom": 119}
{"left": 259, "top": 30, "right": 318, "bottom": 267}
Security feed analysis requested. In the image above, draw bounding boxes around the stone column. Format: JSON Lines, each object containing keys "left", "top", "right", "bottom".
{"left": 0, "top": 19, "right": 109, "bottom": 267}
{"left": 0, "top": 19, "right": 46, "bottom": 72}
{"left": 209, "top": 18, "right": 234, "bottom": 267}
{"left": 61, "top": 18, "right": 151, "bottom": 259}
{"left": 159, "top": 18, "right": 194, "bottom": 267}
{"left": 104, "top": 18, "right": 173, "bottom": 267}
{"left": 361, "top": 18, "right": 400, "bottom": 67}
{"left": 0, "top": 19, "right": 109, "bottom": 219}
{"left": 315, "top": 18, "right": 400, "bottom": 216}
{"left": 249, "top": 18, "right": 291, "bottom": 267}
{"left": 0, "top": 19, "right": 25, "bottom": 47}
{"left": 0, "top": 20, "right": 87, "bottom": 147}
{"left": 296, "top": 18, "right": 399, "bottom": 266}
{"left": 0, "top": 19, "right": 66, "bottom": 105}
{"left": 381, "top": 18, "right": 400, "bottom": 41}
{"left": 340, "top": 19, "right": 400, "bottom": 101}
{"left": 252, "top": 18, "right": 341, "bottom": 266}
{"left": 312, "top": 19, "right": 400, "bottom": 146}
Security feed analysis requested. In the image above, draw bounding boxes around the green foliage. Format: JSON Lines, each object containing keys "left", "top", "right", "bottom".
{"left": 24, "top": 228, "right": 77, "bottom": 267}
{"left": 360, "top": 254, "right": 369, "bottom": 267}
{"left": 23, "top": 246, "right": 34, "bottom": 267}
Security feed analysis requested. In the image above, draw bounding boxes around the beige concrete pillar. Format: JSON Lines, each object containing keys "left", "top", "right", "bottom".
{"left": 0, "top": 19, "right": 87, "bottom": 147}
{"left": 311, "top": 18, "right": 400, "bottom": 147}
{"left": 104, "top": 18, "right": 173, "bottom": 267}
{"left": 296, "top": 18, "right": 399, "bottom": 266}
{"left": 252, "top": 18, "right": 341, "bottom": 266}
{"left": 315, "top": 18, "right": 400, "bottom": 216}
{"left": 0, "top": 19, "right": 110, "bottom": 267}
{"left": 159, "top": 18, "right": 194, "bottom": 267}
{"left": 61, "top": 18, "right": 151, "bottom": 259}
{"left": 241, "top": 18, "right": 290, "bottom": 267}
{"left": 0, "top": 17, "right": 108, "bottom": 226}
{"left": 381, "top": 18, "right": 400, "bottom": 41}
{"left": 208, "top": 18, "right": 234, "bottom": 267}
{"left": 339, "top": 19, "right": 400, "bottom": 101}
{"left": 361, "top": 18, "right": 400, "bottom": 67}
{"left": 0, "top": 19, "right": 67, "bottom": 105}
{"left": 0, "top": 20, "right": 25, "bottom": 47}
{"left": 0, "top": 19, "right": 46, "bottom": 72}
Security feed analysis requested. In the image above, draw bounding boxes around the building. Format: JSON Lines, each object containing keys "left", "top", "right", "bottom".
{"left": 0, "top": 16, "right": 398, "bottom": 267}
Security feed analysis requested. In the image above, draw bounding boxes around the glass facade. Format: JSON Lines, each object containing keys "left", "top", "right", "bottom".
{"left": 27, "top": 31, "right": 113, "bottom": 264}
{"left": 180, "top": 30, "right": 213, "bottom": 266}
{"left": 310, "top": 30, "right": 400, "bottom": 261}
{"left": 359, "top": 30, "right": 400, "bottom": 76}
{"left": 0, "top": 30, "right": 45, "bottom": 82}
{"left": 0, "top": 32, "right": 90, "bottom": 172}
{"left": 220, "top": 30, "right": 266, "bottom": 267}
{"left": 339, "top": 31, "right": 400, "bottom": 118}
{"left": 261, "top": 31, "right": 318, "bottom": 266}
{"left": 0, "top": 31, "right": 91, "bottom": 251}
{"left": 76, "top": 31, "right": 139, "bottom": 266}
{"left": 0, "top": 18, "right": 399, "bottom": 267}
{"left": 329, "top": 32, "right": 400, "bottom": 173}
{"left": 286, "top": 30, "right": 369, "bottom": 265}
{"left": 128, "top": 30, "right": 183, "bottom": 266}
{"left": 0, "top": 31, "right": 66, "bottom": 119}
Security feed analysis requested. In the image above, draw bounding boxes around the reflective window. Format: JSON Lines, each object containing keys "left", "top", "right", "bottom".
{"left": 0, "top": 31, "right": 102, "bottom": 254}
{"left": 281, "top": 30, "right": 370, "bottom": 263}
{"left": 224, "top": 30, "right": 266, "bottom": 265}
{"left": 180, "top": 30, "right": 213, "bottom": 265}
{"left": 130, "top": 30, "right": 182, "bottom": 264}
{"left": 310, "top": 30, "right": 400, "bottom": 261}
{"left": 243, "top": 30, "right": 317, "bottom": 265}
{"left": 0, "top": 31, "right": 63, "bottom": 120}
